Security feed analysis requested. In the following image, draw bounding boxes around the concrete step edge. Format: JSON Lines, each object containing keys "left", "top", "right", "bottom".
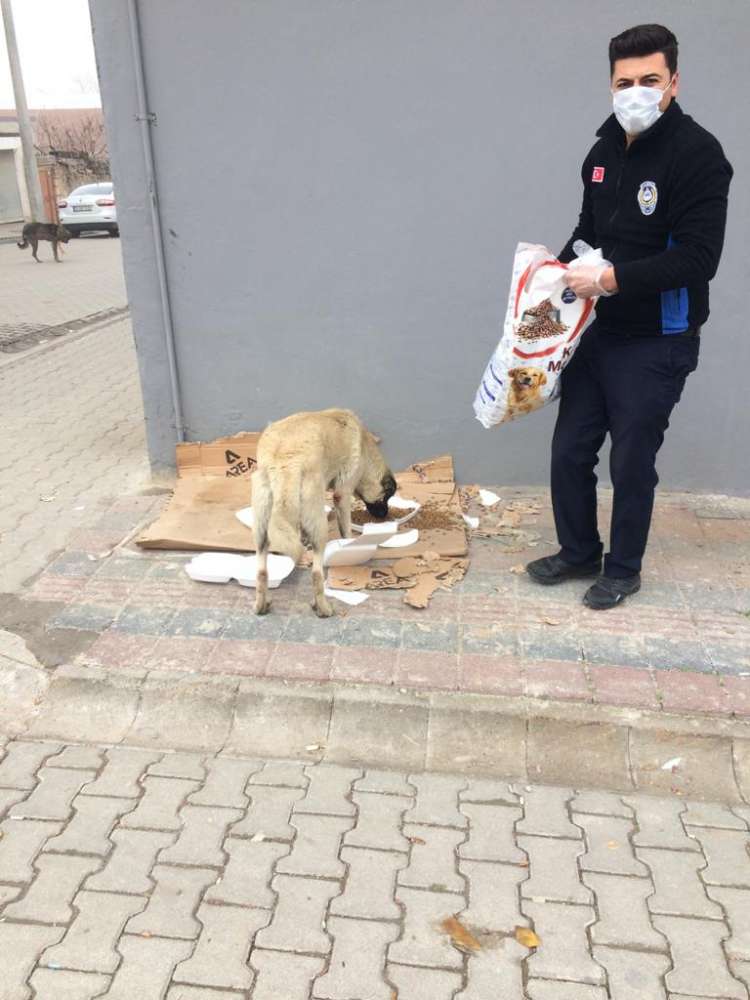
{"left": 5, "top": 665, "right": 749, "bottom": 803}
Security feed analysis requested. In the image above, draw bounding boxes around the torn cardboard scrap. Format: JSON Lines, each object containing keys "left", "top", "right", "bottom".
{"left": 399, "top": 455, "right": 455, "bottom": 484}
{"left": 392, "top": 557, "right": 422, "bottom": 578}
{"left": 338, "top": 555, "right": 468, "bottom": 607}
{"left": 327, "top": 566, "right": 373, "bottom": 591}
{"left": 466, "top": 494, "right": 543, "bottom": 552}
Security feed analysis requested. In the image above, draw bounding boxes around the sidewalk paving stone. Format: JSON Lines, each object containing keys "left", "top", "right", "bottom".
{"left": 172, "top": 903, "right": 269, "bottom": 991}
{"left": 593, "top": 946, "right": 671, "bottom": 1000}
{"left": 653, "top": 915, "right": 747, "bottom": 999}
{"left": 41, "top": 889, "right": 146, "bottom": 973}
{"left": 639, "top": 846, "right": 724, "bottom": 919}
{"left": 29, "top": 969, "right": 110, "bottom": 1000}
{"left": 249, "top": 950, "right": 326, "bottom": 1000}
{"left": 524, "top": 899, "right": 604, "bottom": 985}
{"left": 0, "top": 923, "right": 65, "bottom": 1000}
{"left": 126, "top": 864, "right": 216, "bottom": 938}
{"left": 458, "top": 941, "right": 528, "bottom": 999}
{"left": 314, "top": 915, "right": 399, "bottom": 1000}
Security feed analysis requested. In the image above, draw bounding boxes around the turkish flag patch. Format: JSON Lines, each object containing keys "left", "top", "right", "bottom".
{"left": 592, "top": 166, "right": 605, "bottom": 183}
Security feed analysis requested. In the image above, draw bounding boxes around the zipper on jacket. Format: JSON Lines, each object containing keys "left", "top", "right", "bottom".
{"left": 608, "top": 144, "right": 628, "bottom": 227}
{"left": 606, "top": 142, "right": 629, "bottom": 263}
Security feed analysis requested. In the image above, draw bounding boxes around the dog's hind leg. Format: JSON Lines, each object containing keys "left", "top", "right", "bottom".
{"left": 252, "top": 469, "right": 273, "bottom": 615}
{"left": 302, "top": 503, "right": 333, "bottom": 619}
{"left": 31, "top": 239, "right": 40, "bottom": 262}
{"left": 310, "top": 538, "right": 333, "bottom": 618}
{"left": 255, "top": 543, "right": 270, "bottom": 616}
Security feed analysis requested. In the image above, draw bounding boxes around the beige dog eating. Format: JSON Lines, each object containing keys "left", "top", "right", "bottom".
{"left": 252, "top": 409, "right": 396, "bottom": 618}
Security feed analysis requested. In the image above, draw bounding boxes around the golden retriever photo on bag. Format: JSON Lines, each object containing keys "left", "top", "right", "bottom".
{"left": 252, "top": 408, "right": 397, "bottom": 618}
{"left": 507, "top": 366, "right": 548, "bottom": 417}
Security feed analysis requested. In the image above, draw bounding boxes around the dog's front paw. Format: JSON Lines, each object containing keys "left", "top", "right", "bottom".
{"left": 254, "top": 599, "right": 271, "bottom": 616}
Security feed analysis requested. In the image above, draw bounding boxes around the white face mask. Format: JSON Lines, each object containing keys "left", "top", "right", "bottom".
{"left": 612, "top": 82, "right": 670, "bottom": 135}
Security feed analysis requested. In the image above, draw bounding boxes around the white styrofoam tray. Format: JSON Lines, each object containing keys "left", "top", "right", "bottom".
{"left": 185, "top": 552, "right": 295, "bottom": 589}
{"left": 324, "top": 522, "right": 400, "bottom": 567}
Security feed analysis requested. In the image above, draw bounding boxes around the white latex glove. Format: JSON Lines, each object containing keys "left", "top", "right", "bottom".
{"left": 565, "top": 263, "right": 615, "bottom": 299}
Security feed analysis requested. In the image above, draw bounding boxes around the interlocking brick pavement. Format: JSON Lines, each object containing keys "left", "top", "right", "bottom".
{"left": 1, "top": 737, "right": 749, "bottom": 999}
{"left": 0, "top": 237, "right": 126, "bottom": 349}
{"left": 0, "top": 314, "right": 149, "bottom": 592}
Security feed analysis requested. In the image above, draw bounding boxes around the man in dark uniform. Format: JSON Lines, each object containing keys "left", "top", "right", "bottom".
{"left": 527, "top": 24, "right": 733, "bottom": 609}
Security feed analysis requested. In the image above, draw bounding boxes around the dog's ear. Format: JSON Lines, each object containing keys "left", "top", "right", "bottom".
{"left": 539, "top": 372, "right": 548, "bottom": 386}
{"left": 508, "top": 368, "right": 518, "bottom": 378}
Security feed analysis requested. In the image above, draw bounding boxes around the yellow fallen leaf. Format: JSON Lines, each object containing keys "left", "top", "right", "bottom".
{"left": 510, "top": 564, "right": 526, "bottom": 575}
{"left": 515, "top": 926, "right": 541, "bottom": 948}
{"left": 441, "top": 916, "right": 482, "bottom": 954}
{"left": 607, "top": 840, "right": 619, "bottom": 850}
{"left": 542, "top": 618, "right": 562, "bottom": 626}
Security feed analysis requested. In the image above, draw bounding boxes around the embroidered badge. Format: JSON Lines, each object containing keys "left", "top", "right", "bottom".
{"left": 637, "top": 180, "right": 658, "bottom": 216}
{"left": 592, "top": 166, "right": 605, "bottom": 183}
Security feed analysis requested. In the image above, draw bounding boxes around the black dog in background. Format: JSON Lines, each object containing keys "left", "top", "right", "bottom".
{"left": 17, "top": 223, "right": 72, "bottom": 263}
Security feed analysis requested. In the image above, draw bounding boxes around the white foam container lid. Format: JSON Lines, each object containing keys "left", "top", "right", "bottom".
{"left": 324, "top": 522, "right": 399, "bottom": 567}
{"left": 185, "top": 552, "right": 295, "bottom": 589}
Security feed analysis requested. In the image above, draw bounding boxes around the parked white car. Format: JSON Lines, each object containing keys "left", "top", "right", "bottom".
{"left": 58, "top": 182, "right": 118, "bottom": 237}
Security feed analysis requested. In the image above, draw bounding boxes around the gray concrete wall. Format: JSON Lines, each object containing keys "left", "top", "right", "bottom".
{"left": 90, "top": 0, "right": 749, "bottom": 493}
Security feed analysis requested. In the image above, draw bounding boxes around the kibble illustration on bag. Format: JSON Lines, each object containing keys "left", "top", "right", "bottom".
{"left": 474, "top": 241, "right": 608, "bottom": 427}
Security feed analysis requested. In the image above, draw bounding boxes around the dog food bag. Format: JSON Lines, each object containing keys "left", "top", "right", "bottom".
{"left": 473, "top": 241, "right": 606, "bottom": 428}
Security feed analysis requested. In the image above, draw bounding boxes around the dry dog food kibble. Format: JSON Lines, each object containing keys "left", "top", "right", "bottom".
{"left": 516, "top": 298, "right": 569, "bottom": 341}
{"left": 350, "top": 502, "right": 461, "bottom": 531}
{"left": 407, "top": 504, "right": 464, "bottom": 532}
{"left": 350, "top": 504, "right": 398, "bottom": 525}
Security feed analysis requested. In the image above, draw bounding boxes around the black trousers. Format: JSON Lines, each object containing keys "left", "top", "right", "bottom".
{"left": 551, "top": 323, "right": 700, "bottom": 578}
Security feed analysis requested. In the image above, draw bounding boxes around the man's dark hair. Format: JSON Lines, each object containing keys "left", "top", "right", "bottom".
{"left": 609, "top": 24, "right": 679, "bottom": 77}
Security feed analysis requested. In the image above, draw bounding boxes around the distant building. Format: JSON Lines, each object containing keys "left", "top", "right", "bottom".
{"left": 0, "top": 113, "right": 26, "bottom": 223}
{"left": 0, "top": 108, "right": 108, "bottom": 224}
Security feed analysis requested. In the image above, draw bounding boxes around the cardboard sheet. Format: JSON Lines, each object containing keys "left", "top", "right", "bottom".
{"left": 137, "top": 435, "right": 466, "bottom": 561}
{"left": 176, "top": 433, "right": 261, "bottom": 479}
{"left": 138, "top": 433, "right": 258, "bottom": 551}
{"left": 137, "top": 476, "right": 255, "bottom": 551}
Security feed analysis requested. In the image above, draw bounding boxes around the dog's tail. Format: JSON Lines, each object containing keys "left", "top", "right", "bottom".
{"left": 16, "top": 239, "right": 28, "bottom": 250}
{"left": 252, "top": 465, "right": 305, "bottom": 564}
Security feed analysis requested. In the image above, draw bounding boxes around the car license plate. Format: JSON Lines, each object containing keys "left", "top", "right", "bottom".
{"left": 72, "top": 205, "right": 91, "bottom": 212}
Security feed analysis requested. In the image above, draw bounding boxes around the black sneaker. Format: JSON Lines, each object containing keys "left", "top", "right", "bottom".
{"left": 526, "top": 554, "right": 602, "bottom": 586}
{"left": 583, "top": 574, "right": 641, "bottom": 610}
